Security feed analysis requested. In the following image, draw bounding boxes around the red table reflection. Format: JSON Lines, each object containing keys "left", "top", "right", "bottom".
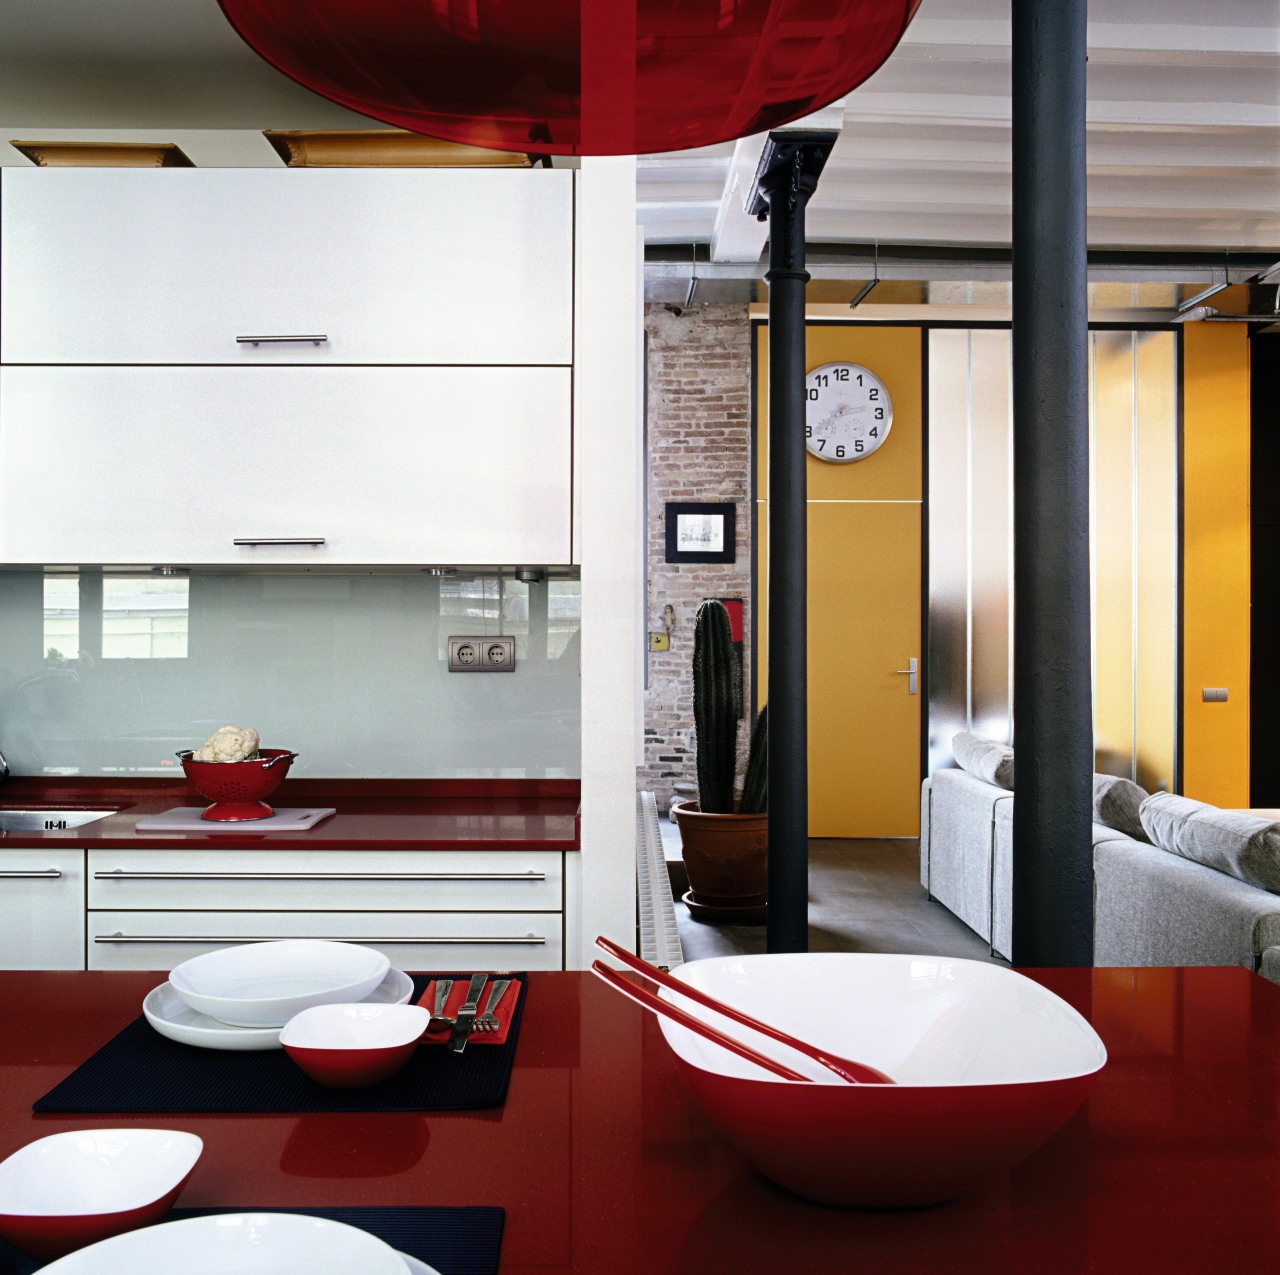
{"left": 1, "top": 966, "right": 1277, "bottom": 1273}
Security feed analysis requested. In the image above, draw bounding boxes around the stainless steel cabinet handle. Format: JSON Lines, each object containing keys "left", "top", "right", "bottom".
{"left": 94, "top": 870, "right": 546, "bottom": 882}
{"left": 895, "top": 657, "right": 919, "bottom": 695}
{"left": 236, "top": 335, "right": 328, "bottom": 345}
{"left": 0, "top": 868, "right": 62, "bottom": 878}
{"left": 95, "top": 932, "right": 547, "bottom": 945}
{"left": 233, "top": 537, "right": 326, "bottom": 547}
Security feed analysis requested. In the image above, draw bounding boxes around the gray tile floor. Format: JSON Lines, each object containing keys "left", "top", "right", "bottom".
{"left": 660, "top": 815, "right": 1008, "bottom": 965}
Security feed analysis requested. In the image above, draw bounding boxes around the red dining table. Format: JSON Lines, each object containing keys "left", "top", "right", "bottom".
{"left": 1, "top": 966, "right": 1277, "bottom": 1273}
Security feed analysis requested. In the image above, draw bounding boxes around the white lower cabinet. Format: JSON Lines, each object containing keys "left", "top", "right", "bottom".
{"left": 85, "top": 848, "right": 566, "bottom": 971}
{"left": 0, "top": 849, "right": 86, "bottom": 969}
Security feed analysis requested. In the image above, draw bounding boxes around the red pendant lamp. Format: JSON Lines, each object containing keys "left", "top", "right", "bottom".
{"left": 216, "top": 0, "right": 922, "bottom": 157}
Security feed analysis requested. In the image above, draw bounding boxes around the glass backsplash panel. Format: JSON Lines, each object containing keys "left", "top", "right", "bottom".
{"left": 0, "top": 569, "right": 581, "bottom": 778}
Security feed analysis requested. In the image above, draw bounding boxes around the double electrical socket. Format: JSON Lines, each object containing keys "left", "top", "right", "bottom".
{"left": 448, "top": 635, "right": 516, "bottom": 673}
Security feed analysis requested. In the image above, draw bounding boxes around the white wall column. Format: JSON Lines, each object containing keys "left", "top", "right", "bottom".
{"left": 568, "top": 155, "right": 642, "bottom": 967}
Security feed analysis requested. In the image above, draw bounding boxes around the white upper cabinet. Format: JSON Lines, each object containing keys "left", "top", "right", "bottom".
{"left": 0, "top": 365, "right": 572, "bottom": 565}
{"left": 0, "top": 168, "right": 573, "bottom": 366}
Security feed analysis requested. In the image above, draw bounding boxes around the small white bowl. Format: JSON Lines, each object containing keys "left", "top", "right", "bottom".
{"left": 144, "top": 967, "right": 414, "bottom": 1051}
{"left": 281, "top": 1003, "right": 431, "bottom": 1087}
{"left": 169, "top": 940, "right": 391, "bottom": 1028}
{"left": 38, "top": 1211, "right": 410, "bottom": 1274}
{"left": 0, "top": 1129, "right": 202, "bottom": 1260}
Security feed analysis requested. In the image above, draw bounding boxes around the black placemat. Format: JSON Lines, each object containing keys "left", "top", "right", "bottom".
{"left": 0, "top": 1204, "right": 504, "bottom": 1275}
{"left": 33, "top": 973, "right": 527, "bottom": 1114}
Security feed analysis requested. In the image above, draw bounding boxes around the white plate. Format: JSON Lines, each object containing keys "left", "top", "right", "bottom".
{"left": 145, "top": 967, "right": 414, "bottom": 1051}
{"left": 169, "top": 939, "right": 391, "bottom": 1027}
{"left": 39, "top": 1212, "right": 409, "bottom": 1274}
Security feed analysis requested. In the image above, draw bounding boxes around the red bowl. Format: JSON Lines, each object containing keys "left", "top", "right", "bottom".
{"left": 658, "top": 954, "right": 1107, "bottom": 1207}
{"left": 178, "top": 748, "right": 296, "bottom": 821}
{"left": 281, "top": 1003, "right": 430, "bottom": 1088}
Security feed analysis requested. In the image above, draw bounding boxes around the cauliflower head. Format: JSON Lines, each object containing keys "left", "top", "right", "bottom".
{"left": 193, "top": 725, "right": 261, "bottom": 762}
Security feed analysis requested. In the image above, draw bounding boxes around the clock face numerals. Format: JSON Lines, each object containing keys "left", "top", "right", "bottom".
{"left": 805, "top": 362, "right": 893, "bottom": 463}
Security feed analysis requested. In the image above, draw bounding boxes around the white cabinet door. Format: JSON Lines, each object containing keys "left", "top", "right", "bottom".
{"left": 1, "top": 168, "right": 573, "bottom": 366}
{"left": 88, "top": 849, "right": 564, "bottom": 912}
{"left": 0, "top": 850, "right": 85, "bottom": 969}
{"left": 88, "top": 911, "right": 564, "bottom": 971}
{"left": 0, "top": 366, "right": 572, "bottom": 564}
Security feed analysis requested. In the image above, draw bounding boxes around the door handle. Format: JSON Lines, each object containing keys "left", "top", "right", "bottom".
{"left": 895, "top": 657, "right": 918, "bottom": 695}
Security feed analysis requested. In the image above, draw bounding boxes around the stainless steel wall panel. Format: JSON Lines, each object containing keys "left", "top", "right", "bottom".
{"left": 926, "top": 329, "right": 974, "bottom": 774}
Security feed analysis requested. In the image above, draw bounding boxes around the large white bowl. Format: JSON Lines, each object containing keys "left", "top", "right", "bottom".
{"left": 144, "top": 967, "right": 414, "bottom": 1050}
{"left": 658, "top": 953, "right": 1107, "bottom": 1207}
{"left": 0, "top": 1129, "right": 202, "bottom": 1260}
{"left": 169, "top": 940, "right": 391, "bottom": 1028}
{"left": 39, "top": 1212, "right": 410, "bottom": 1274}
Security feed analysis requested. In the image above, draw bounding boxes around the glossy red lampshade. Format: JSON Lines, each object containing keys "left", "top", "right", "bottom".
{"left": 216, "top": 0, "right": 922, "bottom": 156}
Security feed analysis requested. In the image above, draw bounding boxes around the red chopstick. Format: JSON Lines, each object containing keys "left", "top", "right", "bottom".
{"left": 590, "top": 960, "right": 813, "bottom": 1081}
{"left": 595, "top": 935, "right": 894, "bottom": 1085}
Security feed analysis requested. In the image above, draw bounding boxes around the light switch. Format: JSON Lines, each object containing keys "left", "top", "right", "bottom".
{"left": 1202, "top": 687, "right": 1228, "bottom": 702}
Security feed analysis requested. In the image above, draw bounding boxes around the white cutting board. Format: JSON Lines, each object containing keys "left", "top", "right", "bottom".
{"left": 135, "top": 807, "right": 337, "bottom": 831}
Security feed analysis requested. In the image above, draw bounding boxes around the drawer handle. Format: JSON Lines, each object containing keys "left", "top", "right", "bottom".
{"left": 0, "top": 868, "right": 62, "bottom": 879}
{"left": 236, "top": 334, "right": 328, "bottom": 345}
{"left": 94, "top": 870, "right": 547, "bottom": 882}
{"left": 233, "top": 537, "right": 326, "bottom": 547}
{"left": 94, "top": 932, "right": 547, "bottom": 945}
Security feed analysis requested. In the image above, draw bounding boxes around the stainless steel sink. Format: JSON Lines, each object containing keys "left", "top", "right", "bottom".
{"left": 0, "top": 808, "right": 117, "bottom": 831}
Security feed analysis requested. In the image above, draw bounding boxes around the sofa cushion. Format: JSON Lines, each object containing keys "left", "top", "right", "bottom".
{"left": 1092, "top": 774, "right": 1150, "bottom": 842}
{"left": 952, "top": 731, "right": 1014, "bottom": 790}
{"left": 1139, "top": 792, "right": 1280, "bottom": 893}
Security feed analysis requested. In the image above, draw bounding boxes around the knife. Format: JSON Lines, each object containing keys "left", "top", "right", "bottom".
{"left": 450, "top": 973, "right": 489, "bottom": 1053}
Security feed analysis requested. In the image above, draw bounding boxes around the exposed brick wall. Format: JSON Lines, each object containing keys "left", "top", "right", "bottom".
{"left": 641, "top": 302, "right": 755, "bottom": 808}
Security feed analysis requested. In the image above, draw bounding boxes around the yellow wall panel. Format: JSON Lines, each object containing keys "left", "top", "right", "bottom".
{"left": 755, "top": 325, "right": 923, "bottom": 503}
{"left": 1182, "top": 323, "right": 1250, "bottom": 805}
{"left": 756, "top": 324, "right": 923, "bottom": 835}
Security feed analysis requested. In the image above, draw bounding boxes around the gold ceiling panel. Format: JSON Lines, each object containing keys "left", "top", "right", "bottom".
{"left": 264, "top": 130, "right": 535, "bottom": 168}
{"left": 10, "top": 141, "right": 193, "bottom": 167}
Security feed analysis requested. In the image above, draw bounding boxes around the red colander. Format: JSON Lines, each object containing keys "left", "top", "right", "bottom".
{"left": 176, "top": 748, "right": 297, "bottom": 821}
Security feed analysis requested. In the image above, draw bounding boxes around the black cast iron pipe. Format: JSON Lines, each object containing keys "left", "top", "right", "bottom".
{"left": 1010, "top": 1, "right": 1095, "bottom": 965}
{"left": 748, "top": 133, "right": 836, "bottom": 953}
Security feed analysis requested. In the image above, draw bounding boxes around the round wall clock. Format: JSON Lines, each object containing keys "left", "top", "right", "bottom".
{"left": 804, "top": 362, "right": 893, "bottom": 463}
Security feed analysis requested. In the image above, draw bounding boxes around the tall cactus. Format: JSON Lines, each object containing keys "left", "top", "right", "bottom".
{"left": 739, "top": 705, "right": 768, "bottom": 814}
{"left": 692, "top": 600, "right": 738, "bottom": 814}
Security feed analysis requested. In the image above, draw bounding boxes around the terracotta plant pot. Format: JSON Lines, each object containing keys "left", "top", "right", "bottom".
{"left": 672, "top": 800, "right": 767, "bottom": 924}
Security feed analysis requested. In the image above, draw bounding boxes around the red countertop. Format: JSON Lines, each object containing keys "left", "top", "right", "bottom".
{"left": 2, "top": 966, "right": 1280, "bottom": 1273}
{"left": 0, "top": 778, "right": 580, "bottom": 852}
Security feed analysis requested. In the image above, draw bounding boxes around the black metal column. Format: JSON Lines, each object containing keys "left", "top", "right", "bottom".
{"left": 747, "top": 133, "right": 836, "bottom": 954}
{"left": 1011, "top": 2, "right": 1094, "bottom": 964}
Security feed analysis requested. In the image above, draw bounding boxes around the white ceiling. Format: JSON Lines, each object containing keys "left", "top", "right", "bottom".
{"left": 2, "top": 0, "right": 1277, "bottom": 261}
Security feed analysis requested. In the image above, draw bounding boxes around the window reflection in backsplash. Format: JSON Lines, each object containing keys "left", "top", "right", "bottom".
{"left": 0, "top": 569, "right": 581, "bottom": 779}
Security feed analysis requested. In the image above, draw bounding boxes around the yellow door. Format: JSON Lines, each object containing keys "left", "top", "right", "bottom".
{"left": 756, "top": 325, "right": 923, "bottom": 837}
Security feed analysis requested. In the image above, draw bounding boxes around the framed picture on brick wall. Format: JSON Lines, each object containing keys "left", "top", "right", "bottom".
{"left": 664, "top": 502, "right": 736, "bottom": 564}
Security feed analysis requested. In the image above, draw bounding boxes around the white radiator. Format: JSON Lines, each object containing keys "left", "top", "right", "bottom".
{"left": 636, "top": 791, "right": 683, "bottom": 970}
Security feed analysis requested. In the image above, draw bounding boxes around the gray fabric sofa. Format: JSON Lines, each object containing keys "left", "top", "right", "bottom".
{"left": 920, "top": 768, "right": 1280, "bottom": 979}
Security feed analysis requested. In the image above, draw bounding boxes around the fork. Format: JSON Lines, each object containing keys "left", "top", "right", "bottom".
{"left": 473, "top": 978, "right": 510, "bottom": 1033}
